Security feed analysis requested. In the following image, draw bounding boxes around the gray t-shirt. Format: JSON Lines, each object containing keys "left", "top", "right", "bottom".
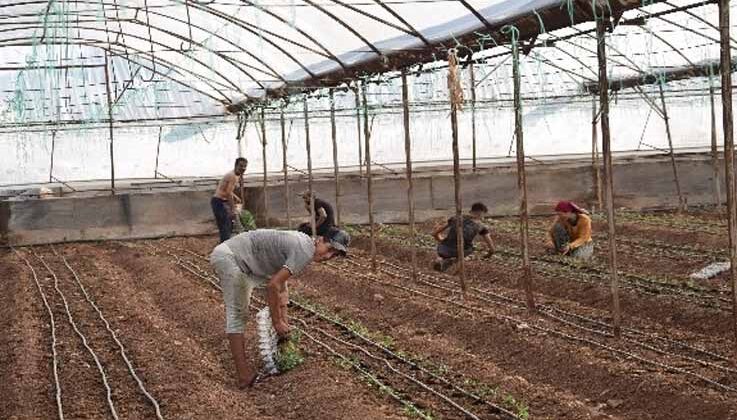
{"left": 224, "top": 230, "right": 315, "bottom": 281}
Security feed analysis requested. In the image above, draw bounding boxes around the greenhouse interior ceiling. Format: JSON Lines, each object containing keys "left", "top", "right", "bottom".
{"left": 1, "top": 0, "right": 736, "bottom": 185}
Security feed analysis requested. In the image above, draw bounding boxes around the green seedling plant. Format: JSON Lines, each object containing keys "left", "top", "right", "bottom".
{"left": 275, "top": 331, "right": 305, "bottom": 372}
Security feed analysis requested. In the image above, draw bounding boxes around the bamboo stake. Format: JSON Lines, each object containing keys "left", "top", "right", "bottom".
{"left": 281, "top": 106, "right": 291, "bottom": 228}
{"left": 154, "top": 126, "right": 162, "bottom": 179}
{"left": 511, "top": 38, "right": 535, "bottom": 311}
{"left": 354, "top": 85, "right": 364, "bottom": 177}
{"left": 362, "top": 82, "right": 377, "bottom": 271}
{"left": 49, "top": 130, "right": 56, "bottom": 183}
{"left": 718, "top": 0, "right": 737, "bottom": 352}
{"left": 330, "top": 89, "right": 342, "bottom": 226}
{"left": 103, "top": 52, "right": 115, "bottom": 194}
{"left": 304, "top": 99, "right": 316, "bottom": 239}
{"left": 260, "top": 107, "right": 269, "bottom": 228}
{"left": 401, "top": 69, "right": 417, "bottom": 281}
{"left": 592, "top": 96, "right": 602, "bottom": 211}
{"left": 597, "top": 15, "right": 622, "bottom": 338}
{"left": 658, "top": 83, "right": 686, "bottom": 211}
{"left": 469, "top": 63, "right": 478, "bottom": 172}
{"left": 448, "top": 50, "right": 467, "bottom": 297}
{"left": 710, "top": 81, "right": 722, "bottom": 208}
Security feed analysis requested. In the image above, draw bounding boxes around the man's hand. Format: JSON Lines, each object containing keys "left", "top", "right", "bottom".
{"left": 274, "top": 320, "right": 291, "bottom": 342}
{"left": 561, "top": 244, "right": 570, "bottom": 255}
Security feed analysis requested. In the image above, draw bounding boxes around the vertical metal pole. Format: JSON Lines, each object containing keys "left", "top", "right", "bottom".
{"left": 154, "top": 126, "right": 162, "bottom": 179}
{"left": 330, "top": 89, "right": 342, "bottom": 226}
{"left": 658, "top": 83, "right": 686, "bottom": 211}
{"left": 354, "top": 85, "right": 364, "bottom": 177}
{"left": 710, "top": 81, "right": 722, "bottom": 207}
{"left": 718, "top": 0, "right": 737, "bottom": 350}
{"left": 103, "top": 52, "right": 115, "bottom": 194}
{"left": 449, "top": 51, "right": 467, "bottom": 297}
{"left": 281, "top": 106, "right": 291, "bottom": 228}
{"left": 362, "top": 82, "right": 377, "bottom": 271}
{"left": 597, "top": 15, "right": 621, "bottom": 338}
{"left": 304, "top": 99, "right": 316, "bottom": 239}
{"left": 49, "top": 130, "right": 56, "bottom": 183}
{"left": 401, "top": 69, "right": 417, "bottom": 281}
{"left": 260, "top": 107, "right": 269, "bottom": 228}
{"left": 469, "top": 63, "right": 478, "bottom": 172}
{"left": 511, "top": 38, "right": 535, "bottom": 311}
{"left": 592, "top": 96, "right": 602, "bottom": 211}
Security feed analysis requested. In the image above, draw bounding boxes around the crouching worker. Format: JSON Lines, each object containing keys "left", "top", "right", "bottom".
{"left": 210, "top": 228, "right": 350, "bottom": 388}
{"left": 432, "top": 202, "right": 495, "bottom": 272}
{"left": 549, "top": 201, "right": 593, "bottom": 260}
{"left": 297, "top": 191, "right": 336, "bottom": 237}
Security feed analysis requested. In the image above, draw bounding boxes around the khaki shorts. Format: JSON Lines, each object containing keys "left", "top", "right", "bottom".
{"left": 210, "top": 243, "right": 263, "bottom": 334}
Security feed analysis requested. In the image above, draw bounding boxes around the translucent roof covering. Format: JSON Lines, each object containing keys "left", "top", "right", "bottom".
{"left": 1, "top": 0, "right": 735, "bottom": 184}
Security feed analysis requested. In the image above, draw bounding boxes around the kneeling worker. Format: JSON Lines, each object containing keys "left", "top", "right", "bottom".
{"left": 432, "top": 202, "right": 495, "bottom": 272}
{"left": 210, "top": 228, "right": 350, "bottom": 388}
{"left": 549, "top": 200, "right": 593, "bottom": 260}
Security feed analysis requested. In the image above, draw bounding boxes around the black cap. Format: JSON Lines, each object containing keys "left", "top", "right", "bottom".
{"left": 326, "top": 228, "right": 350, "bottom": 256}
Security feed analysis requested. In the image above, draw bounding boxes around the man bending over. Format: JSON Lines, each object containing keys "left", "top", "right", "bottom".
{"left": 210, "top": 228, "right": 350, "bottom": 388}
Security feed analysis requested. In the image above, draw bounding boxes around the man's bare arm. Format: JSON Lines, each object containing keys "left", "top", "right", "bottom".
{"left": 432, "top": 223, "right": 448, "bottom": 242}
{"left": 266, "top": 268, "right": 292, "bottom": 337}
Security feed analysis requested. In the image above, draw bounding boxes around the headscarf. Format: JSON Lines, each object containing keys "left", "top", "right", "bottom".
{"left": 554, "top": 201, "right": 588, "bottom": 214}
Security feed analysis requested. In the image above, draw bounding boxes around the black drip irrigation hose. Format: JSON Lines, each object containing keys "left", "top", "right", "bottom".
{"left": 359, "top": 257, "right": 737, "bottom": 375}
{"left": 142, "top": 241, "right": 520, "bottom": 420}
{"left": 326, "top": 258, "right": 737, "bottom": 393}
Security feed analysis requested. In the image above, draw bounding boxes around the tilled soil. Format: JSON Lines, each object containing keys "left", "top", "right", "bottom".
{"left": 2, "top": 242, "right": 408, "bottom": 420}
{"left": 3, "top": 209, "right": 737, "bottom": 420}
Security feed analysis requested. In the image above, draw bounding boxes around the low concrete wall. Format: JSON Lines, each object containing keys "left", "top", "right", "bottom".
{"left": 1, "top": 152, "right": 723, "bottom": 246}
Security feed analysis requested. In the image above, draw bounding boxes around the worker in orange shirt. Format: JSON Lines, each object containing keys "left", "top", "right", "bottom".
{"left": 548, "top": 201, "right": 593, "bottom": 260}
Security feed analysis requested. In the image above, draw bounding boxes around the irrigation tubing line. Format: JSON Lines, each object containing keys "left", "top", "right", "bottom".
{"left": 31, "top": 247, "right": 120, "bottom": 420}
{"left": 11, "top": 246, "right": 65, "bottom": 420}
{"left": 325, "top": 260, "right": 737, "bottom": 393}
{"left": 50, "top": 245, "right": 165, "bottom": 420}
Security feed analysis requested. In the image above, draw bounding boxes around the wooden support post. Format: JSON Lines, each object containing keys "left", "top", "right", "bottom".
{"left": 401, "top": 69, "right": 417, "bottom": 281}
{"left": 469, "top": 62, "right": 478, "bottom": 172}
{"left": 597, "top": 15, "right": 621, "bottom": 338}
{"left": 236, "top": 113, "right": 246, "bottom": 158}
{"left": 362, "top": 82, "right": 377, "bottom": 271}
{"left": 304, "top": 99, "right": 317, "bottom": 239}
{"left": 103, "top": 52, "right": 115, "bottom": 194}
{"left": 592, "top": 96, "right": 603, "bottom": 211}
{"left": 236, "top": 113, "right": 247, "bottom": 203}
{"left": 710, "top": 82, "right": 722, "bottom": 208}
{"left": 281, "top": 106, "right": 291, "bottom": 228}
{"left": 354, "top": 85, "right": 364, "bottom": 177}
{"left": 448, "top": 50, "right": 467, "bottom": 297}
{"left": 49, "top": 130, "right": 56, "bottom": 183}
{"left": 154, "top": 126, "right": 162, "bottom": 179}
{"left": 511, "top": 38, "right": 535, "bottom": 311}
{"left": 718, "top": 0, "right": 737, "bottom": 351}
{"left": 260, "top": 107, "right": 269, "bottom": 228}
{"left": 658, "top": 83, "right": 686, "bottom": 211}
{"left": 330, "top": 89, "right": 342, "bottom": 226}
